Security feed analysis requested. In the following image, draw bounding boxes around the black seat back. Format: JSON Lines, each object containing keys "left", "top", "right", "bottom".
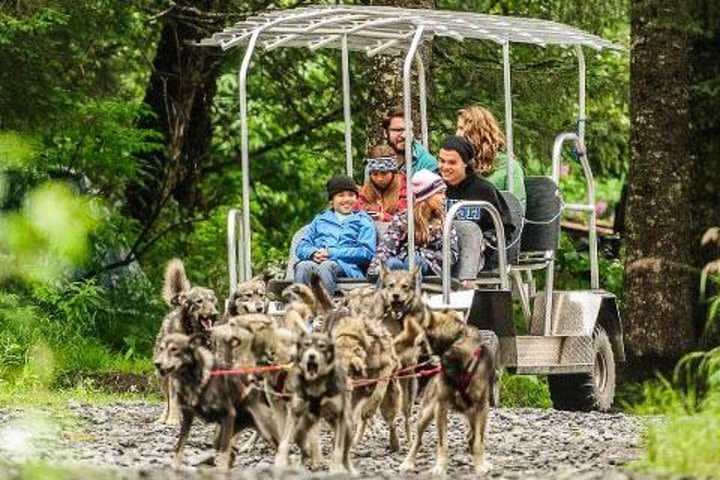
{"left": 521, "top": 176, "right": 562, "bottom": 252}
{"left": 500, "top": 191, "right": 524, "bottom": 264}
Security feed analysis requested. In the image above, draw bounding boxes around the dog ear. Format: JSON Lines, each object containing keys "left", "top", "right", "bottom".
{"left": 226, "top": 292, "right": 239, "bottom": 316}
{"left": 171, "top": 292, "right": 187, "bottom": 307}
{"left": 251, "top": 270, "right": 272, "bottom": 284}
{"left": 409, "top": 263, "right": 421, "bottom": 283}
{"left": 379, "top": 262, "right": 390, "bottom": 282}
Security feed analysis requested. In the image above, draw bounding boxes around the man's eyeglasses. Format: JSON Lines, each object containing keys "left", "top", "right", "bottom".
{"left": 387, "top": 128, "right": 406, "bottom": 133}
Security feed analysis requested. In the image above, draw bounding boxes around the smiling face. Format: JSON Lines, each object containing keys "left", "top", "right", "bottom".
{"left": 331, "top": 190, "right": 357, "bottom": 214}
{"left": 438, "top": 148, "right": 468, "bottom": 186}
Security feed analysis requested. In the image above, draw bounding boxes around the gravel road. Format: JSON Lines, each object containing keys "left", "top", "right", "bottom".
{"left": 0, "top": 401, "right": 645, "bottom": 479}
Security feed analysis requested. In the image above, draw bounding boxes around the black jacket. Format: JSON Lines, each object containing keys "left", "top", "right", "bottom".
{"left": 445, "top": 174, "right": 515, "bottom": 239}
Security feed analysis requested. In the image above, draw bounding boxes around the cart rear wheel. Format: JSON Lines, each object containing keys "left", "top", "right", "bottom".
{"left": 548, "top": 326, "right": 616, "bottom": 412}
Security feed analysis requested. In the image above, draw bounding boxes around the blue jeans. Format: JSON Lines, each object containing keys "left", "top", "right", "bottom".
{"left": 385, "top": 256, "right": 433, "bottom": 277}
{"left": 294, "top": 260, "right": 344, "bottom": 296}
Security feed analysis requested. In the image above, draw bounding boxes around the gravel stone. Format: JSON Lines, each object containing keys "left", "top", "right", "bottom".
{"left": 0, "top": 402, "right": 647, "bottom": 479}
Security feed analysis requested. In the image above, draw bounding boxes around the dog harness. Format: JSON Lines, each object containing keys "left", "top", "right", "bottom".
{"left": 438, "top": 333, "right": 486, "bottom": 407}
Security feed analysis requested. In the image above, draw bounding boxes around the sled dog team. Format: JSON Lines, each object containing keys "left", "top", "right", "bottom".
{"left": 154, "top": 258, "right": 498, "bottom": 475}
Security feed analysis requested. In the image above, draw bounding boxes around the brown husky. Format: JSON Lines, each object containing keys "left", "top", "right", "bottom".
{"left": 398, "top": 301, "right": 497, "bottom": 475}
{"left": 333, "top": 313, "right": 402, "bottom": 451}
{"left": 154, "top": 333, "right": 280, "bottom": 471}
{"left": 225, "top": 276, "right": 269, "bottom": 318}
{"left": 377, "top": 264, "right": 434, "bottom": 441}
{"left": 275, "top": 332, "right": 354, "bottom": 473}
{"left": 154, "top": 259, "right": 219, "bottom": 425}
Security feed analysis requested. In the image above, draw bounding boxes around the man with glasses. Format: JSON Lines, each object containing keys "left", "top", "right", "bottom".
{"left": 382, "top": 105, "right": 438, "bottom": 175}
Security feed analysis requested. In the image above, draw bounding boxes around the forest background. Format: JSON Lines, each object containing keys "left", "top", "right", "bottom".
{"left": 0, "top": 0, "right": 718, "bottom": 476}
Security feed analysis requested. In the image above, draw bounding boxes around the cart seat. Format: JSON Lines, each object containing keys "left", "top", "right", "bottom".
{"left": 282, "top": 219, "right": 482, "bottom": 291}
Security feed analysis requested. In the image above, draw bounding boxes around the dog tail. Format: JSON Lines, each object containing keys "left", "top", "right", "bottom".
{"left": 309, "top": 272, "right": 333, "bottom": 312}
{"left": 163, "top": 258, "right": 190, "bottom": 306}
{"left": 283, "top": 283, "right": 315, "bottom": 307}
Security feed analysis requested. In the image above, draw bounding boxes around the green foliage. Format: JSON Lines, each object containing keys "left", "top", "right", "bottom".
{"left": 500, "top": 374, "right": 552, "bottom": 408}
{"left": 631, "top": 348, "right": 720, "bottom": 477}
{"left": 0, "top": 280, "right": 157, "bottom": 388}
{"left": 0, "top": 1, "right": 154, "bottom": 130}
{"left": 41, "top": 100, "right": 163, "bottom": 200}
{"left": 0, "top": 182, "right": 100, "bottom": 283}
{"left": 552, "top": 232, "right": 624, "bottom": 296}
{"left": 0, "top": 461, "right": 121, "bottom": 480}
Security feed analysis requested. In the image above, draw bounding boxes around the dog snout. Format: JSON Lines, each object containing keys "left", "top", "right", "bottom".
{"left": 392, "top": 293, "right": 401, "bottom": 301}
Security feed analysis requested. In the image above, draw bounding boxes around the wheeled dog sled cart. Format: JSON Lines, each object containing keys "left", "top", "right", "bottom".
{"left": 201, "top": 4, "right": 625, "bottom": 412}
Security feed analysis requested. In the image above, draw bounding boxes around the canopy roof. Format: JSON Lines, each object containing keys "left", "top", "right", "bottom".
{"left": 200, "top": 5, "right": 621, "bottom": 54}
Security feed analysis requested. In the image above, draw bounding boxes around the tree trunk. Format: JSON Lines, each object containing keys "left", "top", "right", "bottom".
{"left": 125, "top": 1, "right": 235, "bottom": 225}
{"left": 623, "top": 0, "right": 696, "bottom": 376}
{"left": 362, "top": 0, "right": 435, "bottom": 149}
{"left": 690, "top": 0, "right": 720, "bottom": 260}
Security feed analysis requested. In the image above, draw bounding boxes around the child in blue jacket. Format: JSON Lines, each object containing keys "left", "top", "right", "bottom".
{"left": 295, "top": 175, "right": 376, "bottom": 295}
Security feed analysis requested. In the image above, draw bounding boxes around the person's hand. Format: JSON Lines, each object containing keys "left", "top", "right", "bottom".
{"left": 312, "top": 249, "right": 329, "bottom": 263}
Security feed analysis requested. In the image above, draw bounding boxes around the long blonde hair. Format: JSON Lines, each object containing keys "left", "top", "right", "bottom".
{"left": 411, "top": 193, "right": 445, "bottom": 246}
{"left": 457, "top": 106, "right": 505, "bottom": 176}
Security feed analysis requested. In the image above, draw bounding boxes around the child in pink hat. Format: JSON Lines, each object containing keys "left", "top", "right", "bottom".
{"left": 367, "top": 169, "right": 458, "bottom": 278}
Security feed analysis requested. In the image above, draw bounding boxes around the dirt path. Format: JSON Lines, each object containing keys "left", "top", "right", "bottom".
{"left": 0, "top": 402, "right": 645, "bottom": 479}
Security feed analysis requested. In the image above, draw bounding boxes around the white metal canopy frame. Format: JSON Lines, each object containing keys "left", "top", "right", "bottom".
{"left": 201, "top": 5, "right": 622, "bottom": 293}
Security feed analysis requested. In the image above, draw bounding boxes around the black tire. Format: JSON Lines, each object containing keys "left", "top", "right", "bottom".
{"left": 548, "top": 326, "right": 616, "bottom": 412}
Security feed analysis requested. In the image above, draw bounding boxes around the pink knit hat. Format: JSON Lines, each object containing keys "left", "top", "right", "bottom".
{"left": 412, "top": 169, "right": 446, "bottom": 202}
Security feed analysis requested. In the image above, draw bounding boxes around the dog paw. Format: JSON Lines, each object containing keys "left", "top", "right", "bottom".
{"left": 274, "top": 455, "right": 289, "bottom": 470}
{"left": 328, "top": 462, "right": 347, "bottom": 475}
{"left": 429, "top": 463, "right": 448, "bottom": 477}
{"left": 399, "top": 459, "right": 414, "bottom": 472}
{"left": 474, "top": 459, "right": 492, "bottom": 474}
{"left": 192, "top": 454, "right": 215, "bottom": 467}
{"left": 166, "top": 414, "right": 181, "bottom": 427}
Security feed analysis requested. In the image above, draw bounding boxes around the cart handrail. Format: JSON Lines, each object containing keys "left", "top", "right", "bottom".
{"left": 442, "top": 200, "right": 509, "bottom": 304}
{"left": 550, "top": 132, "right": 598, "bottom": 289}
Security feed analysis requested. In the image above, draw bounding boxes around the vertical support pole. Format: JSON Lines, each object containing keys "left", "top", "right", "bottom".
{"left": 227, "top": 210, "right": 238, "bottom": 296}
{"left": 239, "top": 30, "right": 260, "bottom": 282}
{"left": 502, "top": 41, "right": 514, "bottom": 193}
{"left": 227, "top": 209, "right": 245, "bottom": 296}
{"left": 342, "top": 34, "right": 353, "bottom": 177}
{"left": 575, "top": 45, "right": 586, "bottom": 140}
{"left": 543, "top": 258, "right": 555, "bottom": 336}
{"left": 575, "top": 45, "right": 597, "bottom": 289}
{"left": 415, "top": 53, "right": 429, "bottom": 148}
{"left": 403, "top": 27, "right": 425, "bottom": 269}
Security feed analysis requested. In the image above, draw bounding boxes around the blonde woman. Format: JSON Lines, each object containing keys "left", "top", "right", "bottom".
{"left": 457, "top": 105, "right": 526, "bottom": 210}
{"left": 367, "top": 169, "right": 458, "bottom": 278}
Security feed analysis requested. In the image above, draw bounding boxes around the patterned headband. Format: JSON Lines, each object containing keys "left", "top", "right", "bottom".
{"left": 366, "top": 156, "right": 398, "bottom": 173}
